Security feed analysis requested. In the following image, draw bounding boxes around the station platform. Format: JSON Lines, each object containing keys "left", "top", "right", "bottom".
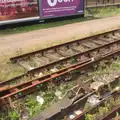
{"left": 1, "top": 15, "right": 120, "bottom": 61}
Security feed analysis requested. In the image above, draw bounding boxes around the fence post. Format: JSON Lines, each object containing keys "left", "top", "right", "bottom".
{"left": 113, "top": 0, "right": 115, "bottom": 4}
{"left": 86, "top": 0, "right": 88, "bottom": 7}
{"left": 96, "top": 0, "right": 97, "bottom": 6}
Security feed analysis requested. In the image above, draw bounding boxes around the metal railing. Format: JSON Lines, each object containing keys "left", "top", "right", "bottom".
{"left": 85, "top": 0, "right": 120, "bottom": 7}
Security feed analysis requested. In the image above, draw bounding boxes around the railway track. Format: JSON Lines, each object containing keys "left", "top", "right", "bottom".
{"left": 1, "top": 30, "right": 120, "bottom": 88}
{"left": 0, "top": 29, "right": 120, "bottom": 106}
{"left": 33, "top": 71, "right": 120, "bottom": 120}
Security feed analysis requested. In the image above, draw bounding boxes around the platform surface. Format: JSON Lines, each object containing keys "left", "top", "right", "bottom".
{"left": 1, "top": 15, "right": 120, "bottom": 61}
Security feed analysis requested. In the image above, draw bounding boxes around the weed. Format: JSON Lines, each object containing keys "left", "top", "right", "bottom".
{"left": 85, "top": 114, "right": 95, "bottom": 120}
{"left": 25, "top": 88, "right": 56, "bottom": 117}
{"left": 25, "top": 95, "right": 40, "bottom": 116}
{"left": 99, "top": 106, "right": 109, "bottom": 116}
{"left": 70, "top": 58, "right": 78, "bottom": 64}
{"left": 111, "top": 62, "right": 120, "bottom": 70}
{"left": 0, "top": 63, "right": 25, "bottom": 82}
{"left": 0, "top": 114, "right": 8, "bottom": 120}
{"left": 9, "top": 110, "right": 20, "bottom": 120}
{"left": 87, "top": 6, "right": 120, "bottom": 18}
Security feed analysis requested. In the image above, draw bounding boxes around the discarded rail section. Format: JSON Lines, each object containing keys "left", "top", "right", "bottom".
{"left": 32, "top": 72, "right": 120, "bottom": 120}
{"left": 0, "top": 29, "right": 120, "bottom": 106}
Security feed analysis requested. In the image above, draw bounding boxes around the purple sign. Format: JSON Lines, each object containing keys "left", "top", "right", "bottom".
{"left": 41, "top": 0, "right": 84, "bottom": 18}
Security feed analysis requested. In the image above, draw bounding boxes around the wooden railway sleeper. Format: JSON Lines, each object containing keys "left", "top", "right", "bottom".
{"left": 80, "top": 43, "right": 92, "bottom": 49}
{"left": 90, "top": 40, "right": 103, "bottom": 46}
{"left": 99, "top": 37, "right": 114, "bottom": 42}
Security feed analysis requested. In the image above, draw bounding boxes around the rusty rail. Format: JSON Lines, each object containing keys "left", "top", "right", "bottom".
{"left": 0, "top": 29, "right": 120, "bottom": 107}
{"left": 0, "top": 31, "right": 120, "bottom": 88}
{"left": 0, "top": 48, "right": 120, "bottom": 105}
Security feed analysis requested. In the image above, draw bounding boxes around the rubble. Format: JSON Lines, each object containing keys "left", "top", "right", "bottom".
{"left": 74, "top": 110, "right": 83, "bottom": 115}
{"left": 90, "top": 81, "right": 104, "bottom": 91}
{"left": 36, "top": 96, "right": 44, "bottom": 105}
{"left": 86, "top": 94, "right": 100, "bottom": 107}
{"left": 69, "top": 114, "right": 75, "bottom": 119}
{"left": 55, "top": 90, "right": 62, "bottom": 99}
{"left": 50, "top": 67, "right": 58, "bottom": 73}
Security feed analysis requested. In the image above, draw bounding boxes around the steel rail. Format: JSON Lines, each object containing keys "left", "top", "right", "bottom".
{"left": 0, "top": 48, "right": 120, "bottom": 105}
{"left": 10, "top": 29, "right": 118, "bottom": 62}
{"left": 0, "top": 37, "right": 120, "bottom": 88}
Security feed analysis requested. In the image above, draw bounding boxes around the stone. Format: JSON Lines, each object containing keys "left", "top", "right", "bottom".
{"left": 55, "top": 90, "right": 62, "bottom": 99}
{"left": 74, "top": 110, "right": 83, "bottom": 115}
{"left": 90, "top": 81, "right": 104, "bottom": 91}
{"left": 87, "top": 94, "right": 100, "bottom": 107}
{"left": 69, "top": 114, "right": 75, "bottom": 119}
{"left": 36, "top": 96, "right": 44, "bottom": 105}
{"left": 50, "top": 67, "right": 58, "bottom": 73}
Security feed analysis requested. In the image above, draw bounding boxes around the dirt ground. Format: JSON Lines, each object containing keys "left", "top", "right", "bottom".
{"left": 1, "top": 15, "right": 120, "bottom": 62}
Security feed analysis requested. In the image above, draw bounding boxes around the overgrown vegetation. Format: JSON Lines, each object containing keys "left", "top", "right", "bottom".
{"left": 0, "top": 57, "right": 120, "bottom": 120}
{"left": 25, "top": 89, "right": 56, "bottom": 117}
{"left": 86, "top": 6, "right": 120, "bottom": 18}
{"left": 0, "top": 62, "right": 25, "bottom": 82}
